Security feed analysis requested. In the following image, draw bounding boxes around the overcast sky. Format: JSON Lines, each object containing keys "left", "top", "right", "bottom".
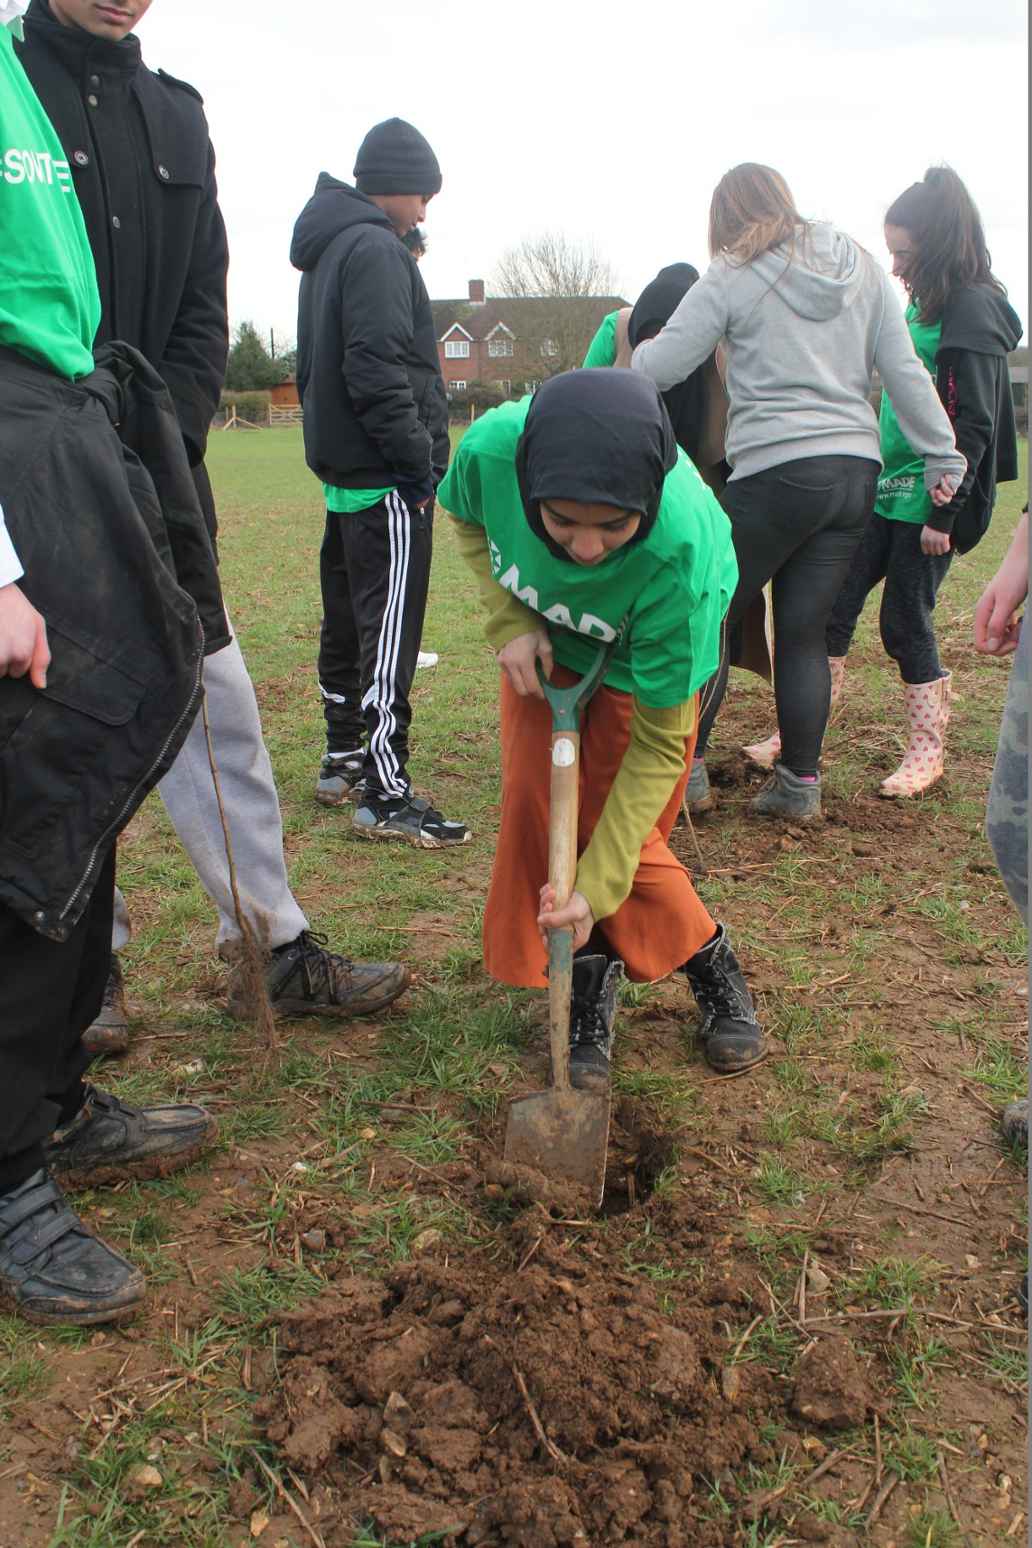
{"left": 139, "top": 0, "right": 1028, "bottom": 348}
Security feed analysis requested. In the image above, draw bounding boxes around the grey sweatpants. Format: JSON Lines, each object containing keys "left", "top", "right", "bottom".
{"left": 112, "top": 628, "right": 308, "bottom": 953}
{"left": 987, "top": 619, "right": 1029, "bottom": 925}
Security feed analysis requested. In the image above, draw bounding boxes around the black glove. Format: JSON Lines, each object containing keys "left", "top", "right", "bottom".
{"left": 396, "top": 476, "right": 434, "bottom": 513}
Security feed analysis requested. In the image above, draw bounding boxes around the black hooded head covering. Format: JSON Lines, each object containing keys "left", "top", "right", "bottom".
{"left": 515, "top": 369, "right": 677, "bottom": 562}
{"left": 628, "top": 263, "right": 707, "bottom": 462}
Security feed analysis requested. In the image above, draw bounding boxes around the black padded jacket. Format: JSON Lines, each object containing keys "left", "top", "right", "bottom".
{"left": 291, "top": 175, "right": 450, "bottom": 495}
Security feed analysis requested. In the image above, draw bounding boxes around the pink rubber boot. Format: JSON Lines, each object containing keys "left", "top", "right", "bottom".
{"left": 742, "top": 656, "right": 846, "bottom": 770}
{"left": 879, "top": 673, "right": 951, "bottom": 798}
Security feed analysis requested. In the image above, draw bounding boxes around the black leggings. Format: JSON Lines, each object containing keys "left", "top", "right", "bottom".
{"left": 826, "top": 513, "right": 952, "bottom": 683}
{"left": 697, "top": 455, "right": 879, "bottom": 776}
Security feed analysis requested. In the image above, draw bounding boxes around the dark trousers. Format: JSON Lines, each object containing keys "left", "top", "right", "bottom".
{"left": 318, "top": 494, "right": 433, "bottom": 800}
{"left": 0, "top": 847, "right": 114, "bottom": 1194}
{"left": 826, "top": 513, "right": 953, "bottom": 684}
{"left": 698, "top": 455, "right": 879, "bottom": 775}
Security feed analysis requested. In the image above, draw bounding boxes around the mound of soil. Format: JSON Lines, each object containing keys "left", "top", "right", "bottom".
{"left": 257, "top": 1185, "right": 768, "bottom": 1546}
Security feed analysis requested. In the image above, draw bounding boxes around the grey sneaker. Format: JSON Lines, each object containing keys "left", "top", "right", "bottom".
{"left": 685, "top": 759, "right": 715, "bottom": 816}
{"left": 1001, "top": 1099, "right": 1028, "bottom": 1148}
{"left": 316, "top": 750, "right": 365, "bottom": 807}
{"left": 352, "top": 791, "right": 471, "bottom": 848}
{"left": 0, "top": 1170, "right": 145, "bottom": 1326}
{"left": 751, "top": 763, "right": 822, "bottom": 822}
{"left": 82, "top": 955, "right": 130, "bottom": 1058}
{"left": 45, "top": 1086, "right": 217, "bottom": 1190}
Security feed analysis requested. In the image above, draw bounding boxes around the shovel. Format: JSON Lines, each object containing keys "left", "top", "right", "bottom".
{"left": 503, "top": 643, "right": 617, "bottom": 1206}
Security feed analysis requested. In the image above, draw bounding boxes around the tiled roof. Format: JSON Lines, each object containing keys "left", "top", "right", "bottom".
{"left": 431, "top": 295, "right": 626, "bottom": 343}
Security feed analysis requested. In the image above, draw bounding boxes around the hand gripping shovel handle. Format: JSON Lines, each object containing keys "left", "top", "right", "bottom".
{"left": 545, "top": 722, "right": 579, "bottom": 1094}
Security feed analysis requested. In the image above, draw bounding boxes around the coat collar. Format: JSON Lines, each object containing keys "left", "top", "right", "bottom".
{"left": 24, "top": 0, "right": 141, "bottom": 77}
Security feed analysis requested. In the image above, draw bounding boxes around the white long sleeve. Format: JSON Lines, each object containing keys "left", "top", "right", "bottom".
{"left": 0, "top": 504, "right": 24, "bottom": 587}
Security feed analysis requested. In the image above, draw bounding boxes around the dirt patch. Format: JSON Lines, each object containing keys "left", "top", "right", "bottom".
{"left": 257, "top": 1194, "right": 767, "bottom": 1546}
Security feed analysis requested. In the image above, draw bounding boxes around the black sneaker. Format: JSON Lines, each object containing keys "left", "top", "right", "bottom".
{"left": 1001, "top": 1099, "right": 1029, "bottom": 1148}
{"left": 351, "top": 790, "right": 471, "bottom": 848}
{"left": 681, "top": 924, "right": 765, "bottom": 1073}
{"left": 82, "top": 954, "right": 130, "bottom": 1058}
{"left": 0, "top": 1170, "right": 145, "bottom": 1326}
{"left": 45, "top": 1086, "right": 217, "bottom": 1190}
{"left": 316, "top": 750, "right": 365, "bottom": 807}
{"left": 228, "top": 930, "right": 410, "bottom": 1021}
{"left": 566, "top": 955, "right": 624, "bottom": 1091}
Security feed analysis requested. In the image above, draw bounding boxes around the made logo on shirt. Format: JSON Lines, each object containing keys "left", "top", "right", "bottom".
{"left": 489, "top": 539, "right": 618, "bottom": 642}
{"left": 2, "top": 146, "right": 72, "bottom": 192}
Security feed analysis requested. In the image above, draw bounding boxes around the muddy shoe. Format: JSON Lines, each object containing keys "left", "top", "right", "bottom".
{"left": 45, "top": 1086, "right": 216, "bottom": 1190}
{"left": 231, "top": 930, "right": 410, "bottom": 1021}
{"left": 751, "top": 763, "right": 821, "bottom": 822}
{"left": 685, "top": 758, "right": 715, "bottom": 816}
{"left": 681, "top": 924, "right": 765, "bottom": 1073}
{"left": 566, "top": 955, "right": 623, "bottom": 1091}
{"left": 0, "top": 1169, "right": 145, "bottom": 1326}
{"left": 352, "top": 790, "right": 471, "bottom": 848}
{"left": 1001, "top": 1099, "right": 1028, "bottom": 1148}
{"left": 316, "top": 750, "right": 365, "bottom": 807}
{"left": 81, "top": 955, "right": 130, "bottom": 1058}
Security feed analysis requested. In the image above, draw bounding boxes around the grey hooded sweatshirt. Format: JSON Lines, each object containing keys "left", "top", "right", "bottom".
{"left": 632, "top": 222, "right": 966, "bottom": 489}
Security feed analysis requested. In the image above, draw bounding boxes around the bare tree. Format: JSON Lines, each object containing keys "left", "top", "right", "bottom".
{"left": 493, "top": 232, "right": 617, "bottom": 299}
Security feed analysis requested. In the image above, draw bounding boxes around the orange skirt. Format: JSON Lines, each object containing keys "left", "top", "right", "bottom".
{"left": 484, "top": 668, "right": 716, "bottom": 988}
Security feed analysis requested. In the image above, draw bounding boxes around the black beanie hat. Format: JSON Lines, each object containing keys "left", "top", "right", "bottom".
{"left": 354, "top": 118, "right": 442, "bottom": 196}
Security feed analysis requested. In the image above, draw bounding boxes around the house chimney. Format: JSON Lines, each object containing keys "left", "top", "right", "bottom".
{"left": 468, "top": 279, "right": 485, "bottom": 305}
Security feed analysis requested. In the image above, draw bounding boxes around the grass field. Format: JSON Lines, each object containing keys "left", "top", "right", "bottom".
{"left": 0, "top": 426, "right": 1026, "bottom": 1548}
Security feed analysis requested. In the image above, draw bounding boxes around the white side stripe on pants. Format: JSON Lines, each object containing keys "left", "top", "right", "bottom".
{"left": 363, "top": 490, "right": 411, "bottom": 798}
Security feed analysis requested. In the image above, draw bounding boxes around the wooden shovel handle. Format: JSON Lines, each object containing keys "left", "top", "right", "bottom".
{"left": 547, "top": 728, "right": 580, "bottom": 1092}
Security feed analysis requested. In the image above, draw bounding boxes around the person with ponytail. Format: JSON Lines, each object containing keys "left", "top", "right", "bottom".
{"left": 746, "top": 167, "right": 1023, "bottom": 797}
{"left": 632, "top": 164, "right": 966, "bottom": 821}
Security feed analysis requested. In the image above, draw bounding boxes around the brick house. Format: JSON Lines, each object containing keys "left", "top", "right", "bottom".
{"left": 431, "top": 279, "right": 627, "bottom": 399}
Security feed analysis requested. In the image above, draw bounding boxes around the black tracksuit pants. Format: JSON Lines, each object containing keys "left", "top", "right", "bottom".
{"left": 0, "top": 847, "right": 114, "bottom": 1196}
{"left": 318, "top": 494, "right": 433, "bottom": 800}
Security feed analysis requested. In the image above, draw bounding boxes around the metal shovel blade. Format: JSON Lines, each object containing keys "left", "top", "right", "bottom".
{"left": 504, "top": 1085, "right": 611, "bottom": 1205}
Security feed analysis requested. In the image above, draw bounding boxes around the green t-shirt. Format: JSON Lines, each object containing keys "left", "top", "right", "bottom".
{"left": 437, "top": 397, "right": 737, "bottom": 707}
{"left": 0, "top": 27, "right": 99, "bottom": 379}
{"left": 323, "top": 483, "right": 395, "bottom": 513}
{"left": 875, "top": 304, "right": 942, "bottom": 525}
{"left": 582, "top": 310, "right": 619, "bottom": 368}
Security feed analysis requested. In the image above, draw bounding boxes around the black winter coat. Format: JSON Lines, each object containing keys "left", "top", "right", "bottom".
{"left": 0, "top": 346, "right": 216, "bottom": 940}
{"left": 17, "top": 1, "right": 229, "bottom": 477}
{"left": 926, "top": 283, "right": 1023, "bottom": 554}
{"left": 291, "top": 176, "right": 450, "bottom": 493}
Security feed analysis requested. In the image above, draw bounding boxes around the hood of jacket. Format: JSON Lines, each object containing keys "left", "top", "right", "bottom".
{"left": 515, "top": 369, "right": 677, "bottom": 562}
{"left": 749, "top": 221, "right": 868, "bottom": 322}
{"left": 290, "top": 174, "right": 394, "bottom": 271}
{"left": 941, "top": 283, "right": 1023, "bottom": 356}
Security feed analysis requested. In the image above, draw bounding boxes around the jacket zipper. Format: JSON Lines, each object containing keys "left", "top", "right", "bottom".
{"left": 58, "top": 632, "right": 205, "bottom": 927}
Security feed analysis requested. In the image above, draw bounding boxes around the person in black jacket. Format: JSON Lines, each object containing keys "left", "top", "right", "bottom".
{"left": 18, "top": 0, "right": 410, "bottom": 1042}
{"left": 292, "top": 119, "right": 470, "bottom": 848}
{"left": 1, "top": 17, "right": 217, "bottom": 1325}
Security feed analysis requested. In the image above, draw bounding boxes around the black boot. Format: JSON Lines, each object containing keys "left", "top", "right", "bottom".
{"left": 681, "top": 925, "right": 765, "bottom": 1073}
{"left": 566, "top": 955, "right": 623, "bottom": 1091}
{"left": 0, "top": 1169, "right": 145, "bottom": 1326}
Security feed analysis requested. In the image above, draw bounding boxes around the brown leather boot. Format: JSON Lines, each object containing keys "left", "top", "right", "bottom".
{"left": 82, "top": 956, "right": 130, "bottom": 1057}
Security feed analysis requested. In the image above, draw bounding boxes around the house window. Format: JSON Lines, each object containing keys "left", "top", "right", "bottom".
{"left": 495, "top": 379, "right": 512, "bottom": 396}
{"left": 444, "top": 339, "right": 470, "bottom": 359}
{"left": 449, "top": 380, "right": 467, "bottom": 395}
{"left": 488, "top": 337, "right": 513, "bottom": 357}
{"left": 524, "top": 379, "right": 540, "bottom": 394}
{"left": 540, "top": 338, "right": 559, "bottom": 357}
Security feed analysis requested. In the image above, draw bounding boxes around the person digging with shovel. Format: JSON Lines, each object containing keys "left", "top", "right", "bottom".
{"left": 437, "top": 369, "right": 766, "bottom": 1083}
